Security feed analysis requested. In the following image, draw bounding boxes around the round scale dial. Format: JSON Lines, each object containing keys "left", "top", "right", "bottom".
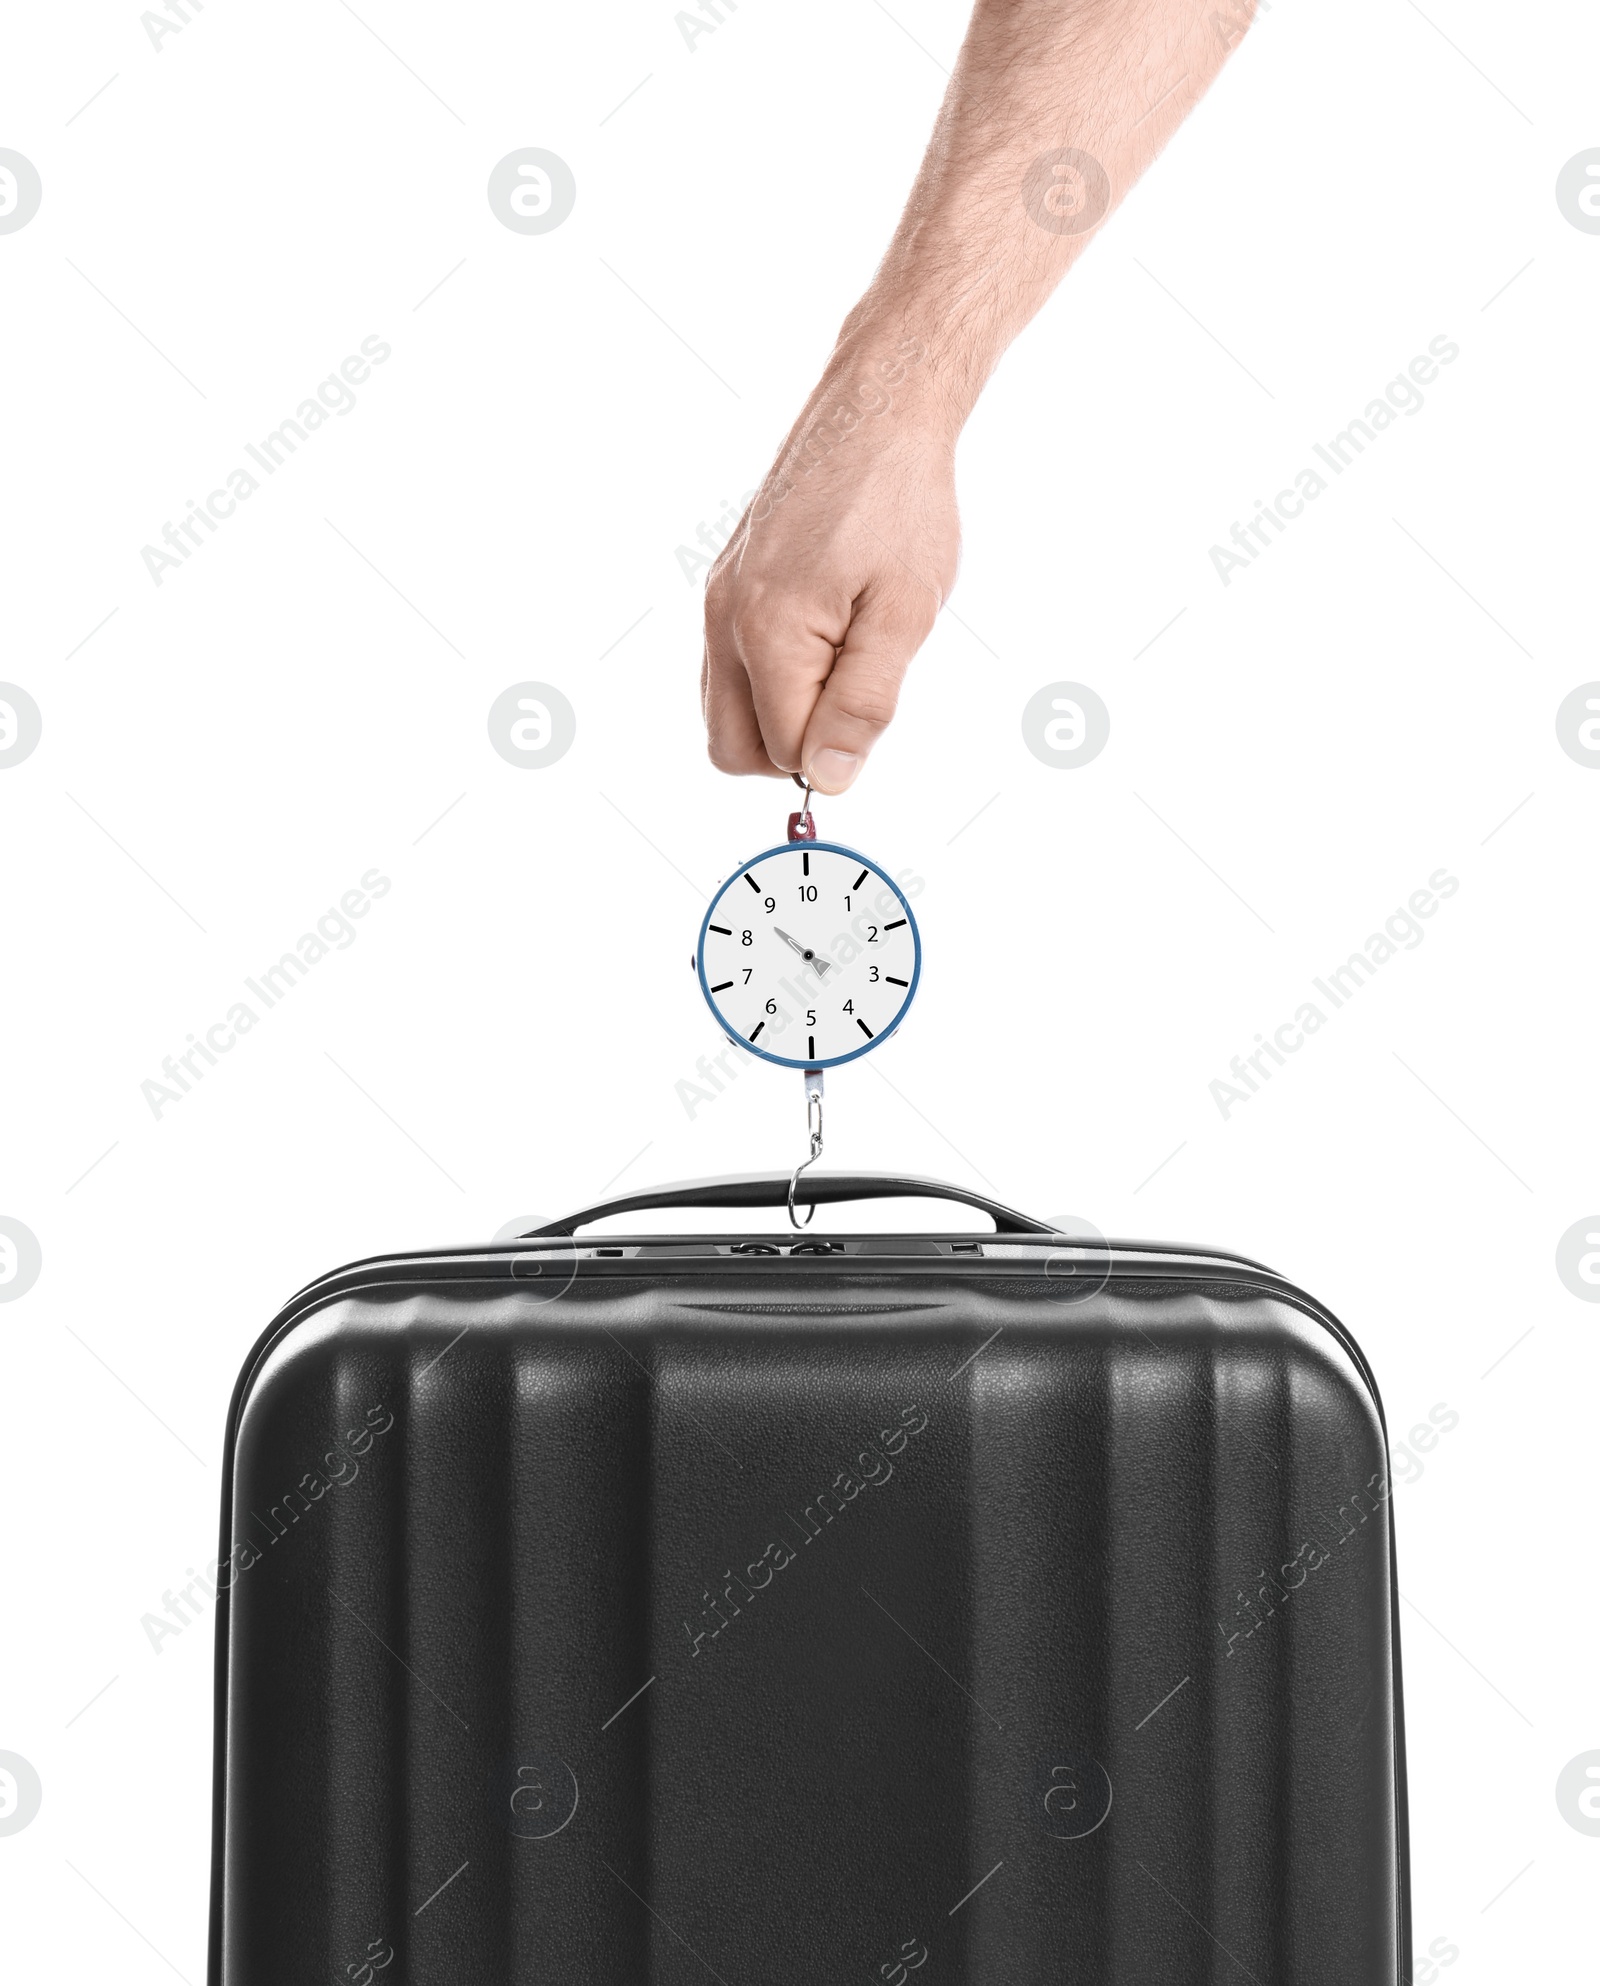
{"left": 696, "top": 840, "right": 921, "bottom": 1069}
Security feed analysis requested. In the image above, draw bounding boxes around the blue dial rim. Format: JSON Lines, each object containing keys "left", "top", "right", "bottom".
{"left": 695, "top": 839, "right": 922, "bottom": 1070}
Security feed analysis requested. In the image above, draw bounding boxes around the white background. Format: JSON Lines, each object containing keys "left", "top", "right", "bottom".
{"left": 2, "top": 0, "right": 1596, "bottom": 1976}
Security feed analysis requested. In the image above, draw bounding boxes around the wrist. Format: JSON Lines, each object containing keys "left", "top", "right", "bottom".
{"left": 820, "top": 303, "right": 979, "bottom": 445}
{"left": 835, "top": 273, "right": 1004, "bottom": 430}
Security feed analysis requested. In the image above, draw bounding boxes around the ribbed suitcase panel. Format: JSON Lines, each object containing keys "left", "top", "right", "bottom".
{"left": 642, "top": 1323, "right": 977, "bottom": 1983}
{"left": 1102, "top": 1321, "right": 1220, "bottom": 1984}
{"left": 1205, "top": 1321, "right": 1298, "bottom": 1984}
{"left": 218, "top": 1272, "right": 1399, "bottom": 1984}
{"left": 1280, "top": 1336, "right": 1399, "bottom": 1981}
{"left": 395, "top": 1305, "right": 658, "bottom": 1978}
{"left": 965, "top": 1324, "right": 1114, "bottom": 1974}
{"left": 225, "top": 1296, "right": 661, "bottom": 1980}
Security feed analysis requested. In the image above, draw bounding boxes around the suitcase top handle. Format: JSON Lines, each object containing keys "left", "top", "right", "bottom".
{"left": 524, "top": 1171, "right": 1044, "bottom": 1238}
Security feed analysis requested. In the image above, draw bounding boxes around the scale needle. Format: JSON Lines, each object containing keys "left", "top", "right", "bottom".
{"left": 772, "top": 926, "right": 832, "bottom": 975}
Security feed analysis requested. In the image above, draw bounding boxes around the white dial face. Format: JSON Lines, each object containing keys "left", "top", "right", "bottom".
{"left": 697, "top": 842, "right": 921, "bottom": 1068}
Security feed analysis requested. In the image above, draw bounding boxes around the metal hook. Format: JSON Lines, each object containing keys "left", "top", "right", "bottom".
{"left": 788, "top": 1068, "right": 824, "bottom": 1229}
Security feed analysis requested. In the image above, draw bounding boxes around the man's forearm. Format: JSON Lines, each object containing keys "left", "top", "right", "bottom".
{"left": 703, "top": 0, "right": 1257, "bottom": 789}
{"left": 836, "top": 0, "right": 1257, "bottom": 426}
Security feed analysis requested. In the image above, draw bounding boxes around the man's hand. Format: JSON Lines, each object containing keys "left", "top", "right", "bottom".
{"left": 703, "top": 332, "right": 961, "bottom": 795}
{"left": 701, "top": 0, "right": 1259, "bottom": 790}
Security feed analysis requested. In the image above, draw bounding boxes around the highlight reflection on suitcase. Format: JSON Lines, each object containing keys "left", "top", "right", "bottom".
{"left": 208, "top": 1173, "right": 1409, "bottom": 1984}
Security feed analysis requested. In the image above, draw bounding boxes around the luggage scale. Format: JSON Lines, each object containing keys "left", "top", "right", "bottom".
{"left": 693, "top": 776, "right": 922, "bottom": 1227}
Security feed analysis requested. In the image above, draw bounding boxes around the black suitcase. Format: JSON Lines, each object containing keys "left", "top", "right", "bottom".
{"left": 207, "top": 1172, "right": 1409, "bottom": 1984}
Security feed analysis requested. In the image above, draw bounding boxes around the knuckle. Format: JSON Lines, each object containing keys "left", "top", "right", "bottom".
{"left": 832, "top": 680, "right": 900, "bottom": 730}
{"left": 707, "top": 733, "right": 765, "bottom": 775}
{"left": 892, "top": 589, "right": 941, "bottom": 640}
{"left": 731, "top": 589, "right": 800, "bottom": 654}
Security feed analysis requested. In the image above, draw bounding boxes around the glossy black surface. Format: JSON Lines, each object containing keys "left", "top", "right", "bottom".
{"left": 210, "top": 1232, "right": 1408, "bottom": 1983}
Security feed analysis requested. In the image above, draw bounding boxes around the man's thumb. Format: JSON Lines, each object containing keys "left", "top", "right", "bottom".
{"left": 800, "top": 590, "right": 931, "bottom": 793}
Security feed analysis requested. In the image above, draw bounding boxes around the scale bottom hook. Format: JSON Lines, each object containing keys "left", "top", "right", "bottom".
{"left": 788, "top": 1066, "right": 825, "bottom": 1230}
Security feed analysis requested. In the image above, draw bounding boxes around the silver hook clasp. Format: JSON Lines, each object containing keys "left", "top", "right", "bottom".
{"left": 788, "top": 773, "right": 817, "bottom": 844}
{"left": 788, "top": 1067, "right": 825, "bottom": 1229}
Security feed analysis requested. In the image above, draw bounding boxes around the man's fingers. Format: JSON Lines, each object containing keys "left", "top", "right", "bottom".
{"left": 735, "top": 595, "right": 842, "bottom": 777}
{"left": 799, "top": 585, "right": 933, "bottom": 793}
{"left": 702, "top": 628, "right": 774, "bottom": 776}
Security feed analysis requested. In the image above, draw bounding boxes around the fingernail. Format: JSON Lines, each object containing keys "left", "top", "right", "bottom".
{"left": 807, "top": 748, "right": 860, "bottom": 794}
